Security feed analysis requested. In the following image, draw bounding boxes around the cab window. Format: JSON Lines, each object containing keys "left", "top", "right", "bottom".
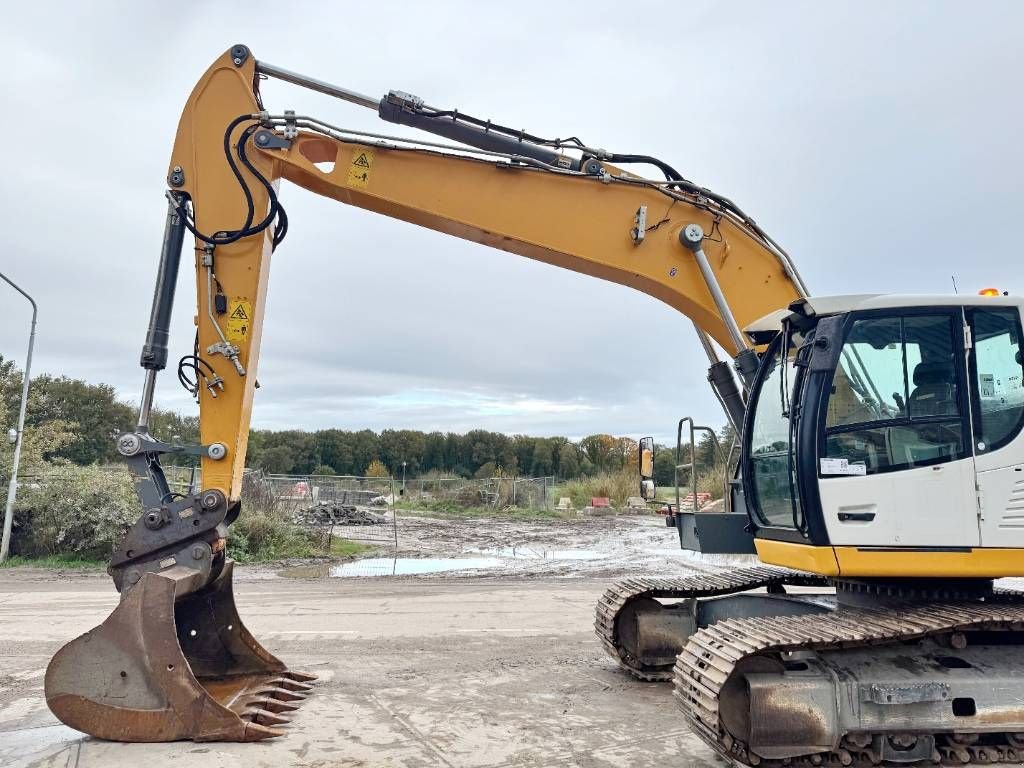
{"left": 822, "top": 313, "right": 966, "bottom": 475}
{"left": 748, "top": 336, "right": 802, "bottom": 528}
{"left": 969, "top": 308, "right": 1024, "bottom": 452}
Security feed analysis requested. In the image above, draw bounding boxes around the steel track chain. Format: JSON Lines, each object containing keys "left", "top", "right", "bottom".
{"left": 673, "top": 593, "right": 1024, "bottom": 767}
{"left": 594, "top": 566, "right": 831, "bottom": 681}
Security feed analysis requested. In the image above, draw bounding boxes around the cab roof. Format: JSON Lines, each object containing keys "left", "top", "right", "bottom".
{"left": 744, "top": 293, "right": 1021, "bottom": 342}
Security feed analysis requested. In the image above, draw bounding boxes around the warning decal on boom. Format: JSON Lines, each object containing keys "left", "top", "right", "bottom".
{"left": 346, "top": 148, "right": 375, "bottom": 188}
{"left": 225, "top": 298, "right": 252, "bottom": 344}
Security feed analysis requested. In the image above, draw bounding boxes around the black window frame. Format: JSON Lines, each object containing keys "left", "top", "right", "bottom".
{"left": 816, "top": 307, "right": 973, "bottom": 478}
{"left": 966, "top": 306, "right": 1024, "bottom": 455}
{"left": 742, "top": 332, "right": 815, "bottom": 542}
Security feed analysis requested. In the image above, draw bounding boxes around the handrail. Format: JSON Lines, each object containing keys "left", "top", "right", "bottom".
{"left": 675, "top": 417, "right": 719, "bottom": 514}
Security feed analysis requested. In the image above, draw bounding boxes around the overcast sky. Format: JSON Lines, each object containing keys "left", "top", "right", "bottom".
{"left": 1, "top": 1, "right": 1021, "bottom": 444}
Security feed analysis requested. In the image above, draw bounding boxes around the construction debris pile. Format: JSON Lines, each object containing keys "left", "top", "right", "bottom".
{"left": 294, "top": 502, "right": 388, "bottom": 527}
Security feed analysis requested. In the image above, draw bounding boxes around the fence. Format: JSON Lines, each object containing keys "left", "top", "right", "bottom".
{"left": 0, "top": 467, "right": 129, "bottom": 497}
{"left": 236, "top": 470, "right": 399, "bottom": 550}
{"left": 393, "top": 475, "right": 556, "bottom": 510}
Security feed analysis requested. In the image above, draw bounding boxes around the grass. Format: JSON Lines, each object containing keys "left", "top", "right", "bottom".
{"left": 560, "top": 468, "right": 638, "bottom": 509}
{"left": 229, "top": 526, "right": 374, "bottom": 563}
{"left": 658, "top": 464, "right": 731, "bottom": 503}
{"left": 0, "top": 538, "right": 371, "bottom": 569}
{"left": 0, "top": 553, "right": 105, "bottom": 569}
{"left": 395, "top": 468, "right": 663, "bottom": 518}
{"left": 328, "top": 537, "right": 372, "bottom": 558}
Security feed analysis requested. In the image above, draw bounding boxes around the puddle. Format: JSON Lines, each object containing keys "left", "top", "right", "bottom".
{"left": 473, "top": 546, "right": 603, "bottom": 561}
{"left": 279, "top": 547, "right": 606, "bottom": 579}
{"left": 332, "top": 557, "right": 504, "bottom": 577}
{"left": 279, "top": 558, "right": 503, "bottom": 579}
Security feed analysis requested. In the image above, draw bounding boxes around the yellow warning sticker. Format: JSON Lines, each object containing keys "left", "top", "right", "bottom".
{"left": 225, "top": 298, "right": 252, "bottom": 345}
{"left": 346, "top": 148, "right": 375, "bottom": 188}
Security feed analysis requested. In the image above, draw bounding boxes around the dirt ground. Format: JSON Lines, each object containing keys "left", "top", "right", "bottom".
{"left": 0, "top": 514, "right": 742, "bottom": 768}
{"left": 276, "top": 511, "right": 759, "bottom": 580}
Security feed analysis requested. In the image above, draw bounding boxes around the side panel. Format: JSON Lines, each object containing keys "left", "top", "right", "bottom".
{"left": 977, "top": 455, "right": 1024, "bottom": 546}
{"left": 818, "top": 457, "right": 979, "bottom": 547}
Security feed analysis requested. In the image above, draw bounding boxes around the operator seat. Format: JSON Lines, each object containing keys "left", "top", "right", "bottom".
{"left": 908, "top": 361, "right": 956, "bottom": 417}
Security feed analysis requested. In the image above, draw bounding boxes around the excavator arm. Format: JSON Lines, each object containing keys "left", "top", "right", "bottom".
{"left": 45, "top": 44, "right": 806, "bottom": 744}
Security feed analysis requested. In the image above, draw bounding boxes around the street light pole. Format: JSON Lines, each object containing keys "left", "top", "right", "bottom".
{"left": 0, "top": 271, "right": 38, "bottom": 563}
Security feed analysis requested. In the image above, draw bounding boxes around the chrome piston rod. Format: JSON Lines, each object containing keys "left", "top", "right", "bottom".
{"left": 256, "top": 60, "right": 380, "bottom": 110}
{"left": 680, "top": 223, "right": 760, "bottom": 388}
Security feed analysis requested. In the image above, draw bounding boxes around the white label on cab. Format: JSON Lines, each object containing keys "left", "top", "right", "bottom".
{"left": 820, "top": 458, "right": 867, "bottom": 476}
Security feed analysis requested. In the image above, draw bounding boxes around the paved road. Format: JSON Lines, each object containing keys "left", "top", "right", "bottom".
{"left": 0, "top": 568, "right": 718, "bottom": 767}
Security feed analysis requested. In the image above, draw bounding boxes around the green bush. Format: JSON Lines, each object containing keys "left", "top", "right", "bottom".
{"left": 9, "top": 466, "right": 361, "bottom": 565}
{"left": 12, "top": 466, "right": 137, "bottom": 559}
{"left": 229, "top": 506, "right": 320, "bottom": 562}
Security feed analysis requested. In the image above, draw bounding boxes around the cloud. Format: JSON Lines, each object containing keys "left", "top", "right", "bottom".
{"left": 1, "top": 1, "right": 1022, "bottom": 446}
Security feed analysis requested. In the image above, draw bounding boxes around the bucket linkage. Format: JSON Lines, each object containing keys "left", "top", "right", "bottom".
{"left": 45, "top": 473, "right": 315, "bottom": 742}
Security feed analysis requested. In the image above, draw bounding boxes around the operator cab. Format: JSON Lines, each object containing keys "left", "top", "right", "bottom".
{"left": 742, "top": 294, "right": 1024, "bottom": 577}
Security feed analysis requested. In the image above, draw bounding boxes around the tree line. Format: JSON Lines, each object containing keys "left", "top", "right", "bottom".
{"left": 0, "top": 356, "right": 198, "bottom": 477}
{"left": 2, "top": 357, "right": 734, "bottom": 481}
{"left": 246, "top": 429, "right": 645, "bottom": 478}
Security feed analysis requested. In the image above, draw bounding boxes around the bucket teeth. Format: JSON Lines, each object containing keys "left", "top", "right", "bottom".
{"left": 242, "top": 722, "right": 287, "bottom": 741}
{"left": 260, "top": 686, "right": 307, "bottom": 702}
{"left": 247, "top": 709, "right": 291, "bottom": 727}
{"left": 285, "top": 670, "right": 318, "bottom": 683}
{"left": 249, "top": 695, "right": 300, "bottom": 713}
{"left": 271, "top": 677, "right": 314, "bottom": 692}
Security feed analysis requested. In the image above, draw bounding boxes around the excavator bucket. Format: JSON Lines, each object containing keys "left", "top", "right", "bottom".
{"left": 44, "top": 560, "right": 314, "bottom": 742}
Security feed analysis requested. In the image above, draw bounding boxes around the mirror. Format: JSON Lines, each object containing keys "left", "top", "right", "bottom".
{"left": 638, "top": 436, "right": 655, "bottom": 501}
{"left": 640, "top": 479, "right": 655, "bottom": 501}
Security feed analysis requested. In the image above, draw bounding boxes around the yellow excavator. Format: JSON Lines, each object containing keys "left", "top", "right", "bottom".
{"left": 45, "top": 45, "right": 1024, "bottom": 764}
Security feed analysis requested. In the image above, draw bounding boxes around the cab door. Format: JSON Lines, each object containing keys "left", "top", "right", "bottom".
{"left": 969, "top": 306, "right": 1024, "bottom": 547}
{"left": 816, "top": 311, "right": 979, "bottom": 548}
